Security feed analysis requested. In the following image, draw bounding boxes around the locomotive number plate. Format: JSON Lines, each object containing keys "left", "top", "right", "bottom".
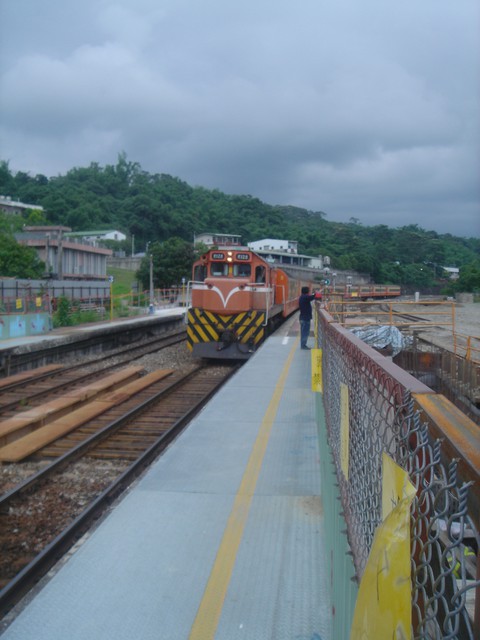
{"left": 211, "top": 252, "right": 225, "bottom": 260}
{"left": 236, "top": 253, "right": 250, "bottom": 261}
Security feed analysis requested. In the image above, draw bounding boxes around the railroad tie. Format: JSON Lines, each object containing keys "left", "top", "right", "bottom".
{"left": 0, "top": 365, "right": 64, "bottom": 390}
{"left": 0, "top": 366, "right": 145, "bottom": 448}
{"left": 0, "top": 369, "right": 173, "bottom": 462}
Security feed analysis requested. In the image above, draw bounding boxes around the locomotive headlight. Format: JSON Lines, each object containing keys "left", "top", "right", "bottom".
{"left": 227, "top": 257, "right": 232, "bottom": 262}
{"left": 227, "top": 251, "right": 233, "bottom": 256}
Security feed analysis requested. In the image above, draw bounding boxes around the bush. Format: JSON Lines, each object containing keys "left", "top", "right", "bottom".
{"left": 53, "top": 296, "right": 72, "bottom": 327}
{"left": 69, "top": 310, "right": 101, "bottom": 324}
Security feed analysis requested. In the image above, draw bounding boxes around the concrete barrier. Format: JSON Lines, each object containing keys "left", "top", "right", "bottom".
{"left": 0, "top": 313, "right": 51, "bottom": 340}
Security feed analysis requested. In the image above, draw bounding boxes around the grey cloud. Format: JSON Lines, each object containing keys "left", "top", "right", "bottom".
{"left": 0, "top": 0, "right": 478, "bottom": 236}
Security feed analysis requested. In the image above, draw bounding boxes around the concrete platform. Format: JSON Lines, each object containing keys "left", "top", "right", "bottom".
{"left": 1, "top": 321, "right": 331, "bottom": 639}
{"left": 0, "top": 308, "right": 186, "bottom": 355}
{"left": 0, "top": 308, "right": 186, "bottom": 375}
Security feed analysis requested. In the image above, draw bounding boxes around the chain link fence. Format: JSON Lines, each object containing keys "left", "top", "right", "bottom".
{"left": 315, "top": 306, "right": 479, "bottom": 639}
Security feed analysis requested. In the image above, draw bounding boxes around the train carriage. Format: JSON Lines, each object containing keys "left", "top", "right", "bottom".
{"left": 344, "top": 284, "right": 402, "bottom": 300}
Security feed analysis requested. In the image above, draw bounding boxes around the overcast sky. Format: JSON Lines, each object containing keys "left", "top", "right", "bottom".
{"left": 1, "top": 0, "right": 479, "bottom": 238}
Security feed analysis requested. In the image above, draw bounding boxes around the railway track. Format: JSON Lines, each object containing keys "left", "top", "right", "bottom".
{"left": 0, "top": 361, "right": 239, "bottom": 617}
{"left": 375, "top": 303, "right": 446, "bottom": 328}
{"left": 0, "top": 322, "right": 187, "bottom": 378}
{"left": 0, "top": 329, "right": 186, "bottom": 417}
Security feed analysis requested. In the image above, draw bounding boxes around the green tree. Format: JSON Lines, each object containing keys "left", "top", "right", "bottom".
{"left": 400, "top": 263, "right": 435, "bottom": 288}
{"left": 0, "top": 160, "right": 15, "bottom": 194}
{"left": 0, "top": 211, "right": 24, "bottom": 234}
{"left": 136, "top": 237, "right": 195, "bottom": 289}
{"left": 456, "top": 261, "right": 480, "bottom": 292}
{"left": 193, "top": 241, "right": 210, "bottom": 260}
{"left": 395, "top": 225, "right": 425, "bottom": 264}
{"left": 0, "top": 234, "right": 45, "bottom": 278}
{"left": 24, "top": 208, "right": 48, "bottom": 226}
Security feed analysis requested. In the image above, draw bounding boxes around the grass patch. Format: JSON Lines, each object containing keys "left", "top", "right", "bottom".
{"left": 107, "top": 266, "right": 139, "bottom": 295}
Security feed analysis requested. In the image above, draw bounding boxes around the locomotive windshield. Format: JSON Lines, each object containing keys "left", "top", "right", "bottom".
{"left": 209, "top": 262, "right": 252, "bottom": 277}
{"left": 233, "top": 264, "right": 251, "bottom": 277}
{"left": 210, "top": 263, "right": 229, "bottom": 276}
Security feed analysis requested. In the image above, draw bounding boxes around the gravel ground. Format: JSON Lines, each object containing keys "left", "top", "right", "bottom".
{"left": 397, "top": 300, "right": 480, "bottom": 353}
{"left": 56, "top": 336, "right": 201, "bottom": 374}
{"left": 448, "top": 302, "right": 480, "bottom": 337}
{"left": 132, "top": 339, "right": 201, "bottom": 373}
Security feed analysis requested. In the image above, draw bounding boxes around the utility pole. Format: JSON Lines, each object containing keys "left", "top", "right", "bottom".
{"left": 149, "top": 253, "right": 154, "bottom": 313}
{"left": 45, "top": 234, "right": 50, "bottom": 274}
{"left": 57, "top": 231, "right": 63, "bottom": 279}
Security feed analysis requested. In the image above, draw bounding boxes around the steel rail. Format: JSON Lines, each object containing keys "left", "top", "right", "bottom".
{"left": 0, "top": 320, "right": 185, "bottom": 377}
{"left": 0, "top": 332, "right": 186, "bottom": 415}
{"left": 0, "top": 329, "right": 186, "bottom": 391}
{"left": 0, "top": 365, "right": 208, "bottom": 506}
{"left": 0, "top": 362, "right": 240, "bottom": 617}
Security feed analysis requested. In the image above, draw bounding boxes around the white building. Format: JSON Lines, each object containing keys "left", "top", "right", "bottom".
{"left": 248, "top": 238, "right": 298, "bottom": 254}
{"left": 248, "top": 238, "right": 325, "bottom": 270}
{"left": 0, "top": 195, "right": 44, "bottom": 217}
{"left": 194, "top": 233, "right": 242, "bottom": 247}
{"left": 443, "top": 267, "right": 460, "bottom": 280}
{"left": 66, "top": 230, "right": 127, "bottom": 245}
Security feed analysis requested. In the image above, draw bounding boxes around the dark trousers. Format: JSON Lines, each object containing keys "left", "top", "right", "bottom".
{"left": 300, "top": 319, "right": 311, "bottom": 347}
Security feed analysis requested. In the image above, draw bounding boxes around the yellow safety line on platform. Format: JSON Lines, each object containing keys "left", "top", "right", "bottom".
{"left": 188, "top": 336, "right": 299, "bottom": 640}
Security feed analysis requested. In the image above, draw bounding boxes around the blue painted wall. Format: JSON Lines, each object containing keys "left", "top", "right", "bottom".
{"left": 0, "top": 313, "right": 51, "bottom": 340}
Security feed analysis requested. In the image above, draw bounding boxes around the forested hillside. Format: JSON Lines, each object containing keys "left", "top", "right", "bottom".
{"left": 1, "top": 155, "right": 479, "bottom": 290}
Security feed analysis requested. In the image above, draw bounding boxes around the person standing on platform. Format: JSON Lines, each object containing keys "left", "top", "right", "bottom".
{"left": 299, "top": 286, "right": 317, "bottom": 350}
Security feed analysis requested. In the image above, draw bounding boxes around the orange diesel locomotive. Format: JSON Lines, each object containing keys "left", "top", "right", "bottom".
{"left": 187, "top": 248, "right": 312, "bottom": 359}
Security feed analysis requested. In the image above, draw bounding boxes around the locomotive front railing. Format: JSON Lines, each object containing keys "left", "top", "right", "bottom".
{"left": 314, "top": 304, "right": 479, "bottom": 639}
{"left": 185, "top": 280, "right": 197, "bottom": 322}
{"left": 248, "top": 282, "right": 274, "bottom": 327}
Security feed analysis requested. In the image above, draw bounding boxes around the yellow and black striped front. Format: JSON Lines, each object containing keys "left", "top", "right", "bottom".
{"left": 187, "top": 308, "right": 266, "bottom": 359}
